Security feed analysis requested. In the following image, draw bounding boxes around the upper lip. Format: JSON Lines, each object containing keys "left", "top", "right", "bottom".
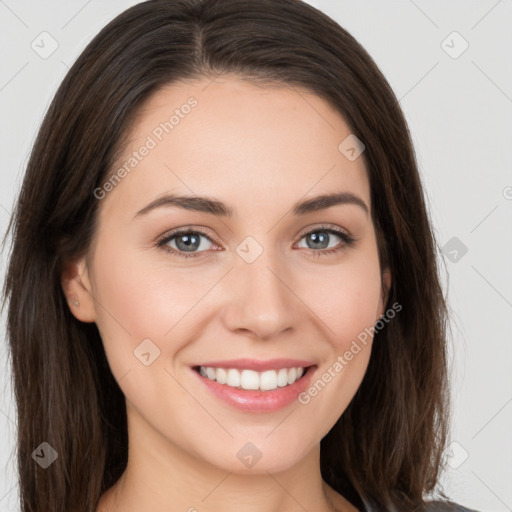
{"left": 193, "top": 358, "right": 316, "bottom": 372}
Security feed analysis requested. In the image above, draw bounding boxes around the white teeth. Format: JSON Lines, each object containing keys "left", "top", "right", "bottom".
{"left": 276, "top": 368, "right": 289, "bottom": 387}
{"left": 226, "top": 369, "right": 240, "bottom": 387}
{"left": 216, "top": 367, "right": 227, "bottom": 384}
{"left": 261, "top": 370, "right": 279, "bottom": 391}
{"left": 198, "top": 366, "right": 307, "bottom": 391}
{"left": 240, "top": 370, "right": 260, "bottom": 390}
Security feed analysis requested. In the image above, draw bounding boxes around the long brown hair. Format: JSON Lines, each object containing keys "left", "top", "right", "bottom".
{"left": 3, "top": 0, "right": 451, "bottom": 510}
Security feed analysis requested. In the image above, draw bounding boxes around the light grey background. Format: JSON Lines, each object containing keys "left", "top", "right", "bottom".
{"left": 1, "top": 1, "right": 511, "bottom": 511}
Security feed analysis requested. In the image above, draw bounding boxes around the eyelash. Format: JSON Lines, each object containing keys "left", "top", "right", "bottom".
{"left": 156, "top": 224, "right": 356, "bottom": 260}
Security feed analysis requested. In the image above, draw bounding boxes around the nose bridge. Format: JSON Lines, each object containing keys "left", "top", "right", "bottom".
{"left": 221, "top": 240, "right": 298, "bottom": 339}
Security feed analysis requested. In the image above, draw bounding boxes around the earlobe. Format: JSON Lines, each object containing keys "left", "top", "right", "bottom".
{"left": 61, "top": 257, "right": 96, "bottom": 323}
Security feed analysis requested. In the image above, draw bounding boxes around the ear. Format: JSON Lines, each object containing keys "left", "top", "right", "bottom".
{"left": 61, "top": 256, "right": 96, "bottom": 323}
{"left": 377, "top": 267, "right": 392, "bottom": 319}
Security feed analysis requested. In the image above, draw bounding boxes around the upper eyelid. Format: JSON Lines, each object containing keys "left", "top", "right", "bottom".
{"left": 157, "top": 226, "right": 219, "bottom": 247}
{"left": 296, "top": 223, "right": 351, "bottom": 238}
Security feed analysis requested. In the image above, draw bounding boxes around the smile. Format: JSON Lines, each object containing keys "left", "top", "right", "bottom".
{"left": 197, "top": 366, "right": 306, "bottom": 391}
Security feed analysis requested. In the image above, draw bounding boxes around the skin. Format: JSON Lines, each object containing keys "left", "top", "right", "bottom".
{"left": 62, "top": 75, "right": 391, "bottom": 512}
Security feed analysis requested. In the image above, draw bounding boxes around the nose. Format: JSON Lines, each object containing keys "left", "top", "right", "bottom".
{"left": 219, "top": 251, "right": 302, "bottom": 340}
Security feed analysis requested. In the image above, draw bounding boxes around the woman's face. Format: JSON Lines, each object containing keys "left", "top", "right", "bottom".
{"left": 67, "top": 75, "right": 390, "bottom": 474}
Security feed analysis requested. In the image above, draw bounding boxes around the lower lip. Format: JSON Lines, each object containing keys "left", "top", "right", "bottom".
{"left": 192, "top": 366, "right": 317, "bottom": 413}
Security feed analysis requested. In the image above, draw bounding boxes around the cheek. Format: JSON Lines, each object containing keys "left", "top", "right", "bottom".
{"left": 89, "top": 237, "right": 222, "bottom": 369}
{"left": 303, "top": 252, "right": 383, "bottom": 349}
{"left": 293, "top": 250, "right": 382, "bottom": 425}
{"left": 297, "top": 278, "right": 379, "bottom": 435}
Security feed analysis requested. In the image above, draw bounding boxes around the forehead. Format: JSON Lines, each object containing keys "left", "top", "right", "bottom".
{"left": 103, "top": 75, "right": 370, "bottom": 221}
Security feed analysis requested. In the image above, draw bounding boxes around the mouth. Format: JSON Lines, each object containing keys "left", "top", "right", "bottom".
{"left": 192, "top": 364, "right": 314, "bottom": 391}
{"left": 191, "top": 363, "right": 317, "bottom": 412}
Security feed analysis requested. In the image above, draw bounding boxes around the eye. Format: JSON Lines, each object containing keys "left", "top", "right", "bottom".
{"left": 295, "top": 225, "right": 356, "bottom": 258}
{"left": 157, "top": 228, "right": 218, "bottom": 259}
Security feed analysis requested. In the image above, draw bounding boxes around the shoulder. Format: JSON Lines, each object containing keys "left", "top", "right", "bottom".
{"left": 424, "top": 500, "right": 480, "bottom": 512}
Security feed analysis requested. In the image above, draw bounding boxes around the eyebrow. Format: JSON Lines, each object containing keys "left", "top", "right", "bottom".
{"left": 133, "top": 191, "right": 369, "bottom": 219}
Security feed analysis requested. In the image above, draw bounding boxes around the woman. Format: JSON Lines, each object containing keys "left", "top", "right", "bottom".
{"left": 2, "top": 0, "right": 479, "bottom": 510}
